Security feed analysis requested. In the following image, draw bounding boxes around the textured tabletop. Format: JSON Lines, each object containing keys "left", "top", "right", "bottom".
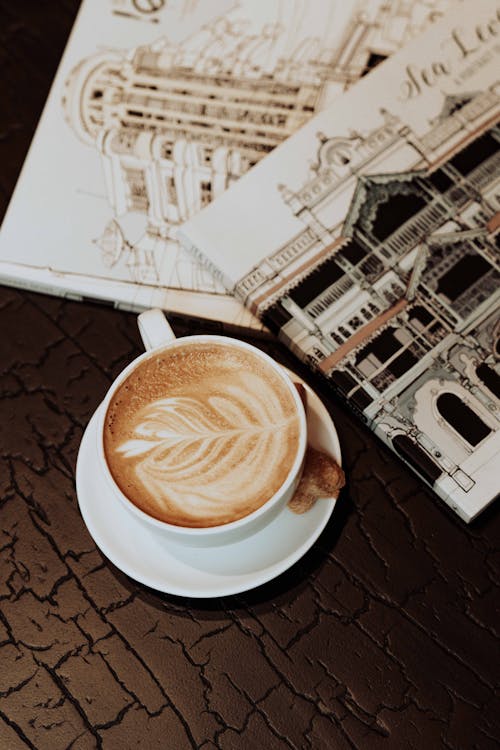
{"left": 1, "top": 2, "right": 499, "bottom": 748}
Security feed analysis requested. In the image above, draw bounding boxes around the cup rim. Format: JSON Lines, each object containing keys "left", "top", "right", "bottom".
{"left": 95, "top": 334, "right": 308, "bottom": 536}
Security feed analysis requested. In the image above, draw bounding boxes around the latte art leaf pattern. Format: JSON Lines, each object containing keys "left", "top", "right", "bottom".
{"left": 115, "top": 374, "right": 300, "bottom": 525}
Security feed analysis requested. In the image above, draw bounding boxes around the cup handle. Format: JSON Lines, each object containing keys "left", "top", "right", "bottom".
{"left": 138, "top": 308, "right": 177, "bottom": 351}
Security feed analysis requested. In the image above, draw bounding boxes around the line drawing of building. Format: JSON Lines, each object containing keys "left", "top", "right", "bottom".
{"left": 233, "top": 87, "right": 500, "bottom": 519}
{"left": 62, "top": 0, "right": 450, "bottom": 290}
{"left": 62, "top": 11, "right": 333, "bottom": 287}
{"left": 322, "top": 0, "right": 451, "bottom": 92}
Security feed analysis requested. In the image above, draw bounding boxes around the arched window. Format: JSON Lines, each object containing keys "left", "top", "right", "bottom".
{"left": 476, "top": 364, "right": 500, "bottom": 399}
{"left": 436, "top": 393, "right": 491, "bottom": 446}
{"left": 372, "top": 192, "right": 427, "bottom": 241}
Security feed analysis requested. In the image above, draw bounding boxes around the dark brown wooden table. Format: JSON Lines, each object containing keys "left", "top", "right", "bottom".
{"left": 1, "top": 3, "right": 499, "bottom": 748}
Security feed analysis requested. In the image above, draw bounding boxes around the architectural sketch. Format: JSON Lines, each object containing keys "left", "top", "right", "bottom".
{"left": 0, "top": 0, "right": 453, "bottom": 329}
{"left": 62, "top": 19, "right": 326, "bottom": 286}
{"left": 325, "top": 0, "right": 451, "bottom": 90}
{"left": 60, "top": 0, "right": 450, "bottom": 316}
{"left": 232, "top": 87, "right": 499, "bottom": 518}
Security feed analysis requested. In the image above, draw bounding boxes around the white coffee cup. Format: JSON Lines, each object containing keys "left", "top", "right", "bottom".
{"left": 94, "top": 309, "right": 308, "bottom": 546}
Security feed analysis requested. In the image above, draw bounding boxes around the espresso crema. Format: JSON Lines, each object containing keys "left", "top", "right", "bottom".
{"left": 103, "top": 342, "right": 301, "bottom": 527}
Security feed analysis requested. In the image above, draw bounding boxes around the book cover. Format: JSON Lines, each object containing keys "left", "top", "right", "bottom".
{"left": 1, "top": 0, "right": 448, "bottom": 329}
{"left": 180, "top": 0, "right": 500, "bottom": 522}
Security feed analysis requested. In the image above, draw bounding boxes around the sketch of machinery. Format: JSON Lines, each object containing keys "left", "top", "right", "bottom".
{"left": 234, "top": 87, "right": 500, "bottom": 516}
{"left": 62, "top": 0, "right": 450, "bottom": 288}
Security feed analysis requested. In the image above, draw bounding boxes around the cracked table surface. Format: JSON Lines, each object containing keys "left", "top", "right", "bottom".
{"left": 0, "top": 2, "right": 499, "bottom": 748}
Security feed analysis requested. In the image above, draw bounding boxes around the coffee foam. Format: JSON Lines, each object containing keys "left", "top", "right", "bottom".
{"left": 103, "top": 342, "right": 301, "bottom": 527}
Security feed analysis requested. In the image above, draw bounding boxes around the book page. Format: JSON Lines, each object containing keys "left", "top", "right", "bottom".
{"left": 0, "top": 0, "right": 449, "bottom": 327}
{"left": 180, "top": 0, "right": 500, "bottom": 520}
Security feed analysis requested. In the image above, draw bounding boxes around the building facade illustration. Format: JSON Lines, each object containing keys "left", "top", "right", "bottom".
{"left": 62, "top": 16, "right": 331, "bottom": 283}
{"left": 234, "top": 87, "right": 500, "bottom": 518}
{"left": 324, "top": 0, "right": 450, "bottom": 90}
{"left": 62, "top": 0, "right": 449, "bottom": 284}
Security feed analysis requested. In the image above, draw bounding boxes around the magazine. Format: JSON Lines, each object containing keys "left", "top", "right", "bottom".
{"left": 0, "top": 0, "right": 451, "bottom": 330}
{"left": 180, "top": 0, "right": 500, "bottom": 522}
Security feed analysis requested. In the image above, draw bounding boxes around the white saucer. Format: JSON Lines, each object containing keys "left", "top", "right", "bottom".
{"left": 76, "top": 374, "right": 341, "bottom": 598}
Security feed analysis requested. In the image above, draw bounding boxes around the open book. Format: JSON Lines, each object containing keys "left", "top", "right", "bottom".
{"left": 0, "top": 0, "right": 450, "bottom": 330}
{"left": 180, "top": 0, "right": 500, "bottom": 522}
